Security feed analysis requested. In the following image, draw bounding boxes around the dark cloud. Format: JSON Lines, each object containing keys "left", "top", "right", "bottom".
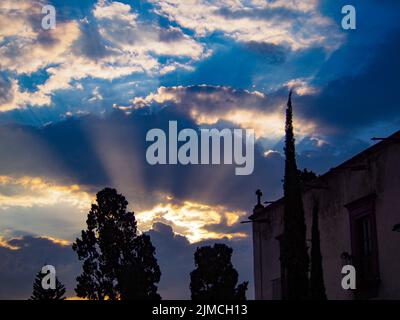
{"left": 217, "top": 6, "right": 304, "bottom": 21}
{"left": 0, "top": 105, "right": 286, "bottom": 211}
{"left": 0, "top": 224, "right": 253, "bottom": 300}
{"left": 0, "top": 82, "right": 376, "bottom": 213}
{"left": 164, "top": 40, "right": 288, "bottom": 88}
{"left": 0, "top": 236, "right": 80, "bottom": 299}
{"left": 158, "top": 27, "right": 186, "bottom": 42}
{"left": 73, "top": 22, "right": 111, "bottom": 60}
{"left": 295, "top": 30, "right": 400, "bottom": 134}
{"left": 132, "top": 85, "right": 285, "bottom": 121}
{"left": 0, "top": 75, "right": 13, "bottom": 106}
{"left": 244, "top": 42, "right": 287, "bottom": 64}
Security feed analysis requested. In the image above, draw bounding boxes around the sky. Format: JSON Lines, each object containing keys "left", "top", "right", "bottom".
{"left": 0, "top": 0, "right": 400, "bottom": 299}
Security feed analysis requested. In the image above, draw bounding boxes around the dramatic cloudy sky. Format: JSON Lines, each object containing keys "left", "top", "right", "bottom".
{"left": 0, "top": 0, "right": 399, "bottom": 299}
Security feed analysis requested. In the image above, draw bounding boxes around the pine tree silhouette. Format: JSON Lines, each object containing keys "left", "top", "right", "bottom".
{"left": 190, "top": 243, "right": 248, "bottom": 300}
{"left": 72, "top": 188, "right": 161, "bottom": 300}
{"left": 282, "top": 91, "right": 309, "bottom": 299}
{"left": 30, "top": 269, "right": 66, "bottom": 300}
{"left": 310, "top": 199, "right": 327, "bottom": 300}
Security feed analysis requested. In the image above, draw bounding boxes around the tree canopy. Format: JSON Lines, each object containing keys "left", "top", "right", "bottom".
{"left": 73, "top": 188, "right": 161, "bottom": 300}
{"left": 190, "top": 243, "right": 248, "bottom": 300}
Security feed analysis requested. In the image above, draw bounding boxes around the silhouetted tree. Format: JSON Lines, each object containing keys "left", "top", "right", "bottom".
{"left": 282, "top": 91, "right": 309, "bottom": 300}
{"left": 190, "top": 243, "right": 248, "bottom": 300}
{"left": 298, "top": 168, "right": 317, "bottom": 186}
{"left": 310, "top": 199, "right": 327, "bottom": 300}
{"left": 72, "top": 188, "right": 161, "bottom": 300}
{"left": 118, "top": 234, "right": 161, "bottom": 300}
{"left": 30, "top": 269, "right": 66, "bottom": 300}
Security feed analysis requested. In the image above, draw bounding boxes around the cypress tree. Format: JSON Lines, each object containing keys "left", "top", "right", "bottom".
{"left": 310, "top": 199, "right": 327, "bottom": 300}
{"left": 282, "top": 91, "right": 309, "bottom": 299}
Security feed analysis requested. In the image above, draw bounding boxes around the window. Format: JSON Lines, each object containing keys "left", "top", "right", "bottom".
{"left": 346, "top": 194, "right": 380, "bottom": 299}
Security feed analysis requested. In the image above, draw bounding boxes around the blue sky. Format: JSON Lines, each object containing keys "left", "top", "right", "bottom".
{"left": 0, "top": 0, "right": 399, "bottom": 299}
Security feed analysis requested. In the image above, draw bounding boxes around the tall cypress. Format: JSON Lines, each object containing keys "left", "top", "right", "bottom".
{"left": 283, "top": 91, "right": 309, "bottom": 299}
{"left": 310, "top": 199, "right": 327, "bottom": 300}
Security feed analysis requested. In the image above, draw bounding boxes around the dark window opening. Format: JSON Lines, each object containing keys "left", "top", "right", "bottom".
{"left": 346, "top": 194, "right": 380, "bottom": 299}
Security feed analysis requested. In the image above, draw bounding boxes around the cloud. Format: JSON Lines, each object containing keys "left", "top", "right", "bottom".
{"left": 0, "top": 75, "right": 14, "bottom": 108}
{"left": 0, "top": 223, "right": 253, "bottom": 300}
{"left": 0, "top": 20, "right": 80, "bottom": 75}
{"left": 93, "top": 1, "right": 205, "bottom": 60}
{"left": 0, "top": 79, "right": 52, "bottom": 112}
{"left": 0, "top": 235, "right": 80, "bottom": 299}
{"left": 0, "top": 175, "right": 93, "bottom": 241}
{"left": 0, "top": 82, "right": 374, "bottom": 227}
{"left": 129, "top": 85, "right": 318, "bottom": 139}
{"left": 0, "top": 106, "right": 286, "bottom": 210}
{"left": 0, "top": 0, "right": 206, "bottom": 111}
{"left": 136, "top": 197, "right": 246, "bottom": 243}
{"left": 0, "top": 1, "right": 41, "bottom": 42}
{"left": 150, "top": 0, "right": 342, "bottom": 51}
{"left": 284, "top": 78, "right": 319, "bottom": 96}
{"left": 294, "top": 29, "right": 400, "bottom": 134}
{"left": 0, "top": 175, "right": 92, "bottom": 209}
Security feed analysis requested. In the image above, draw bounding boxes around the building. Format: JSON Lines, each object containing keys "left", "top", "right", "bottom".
{"left": 250, "top": 130, "right": 400, "bottom": 299}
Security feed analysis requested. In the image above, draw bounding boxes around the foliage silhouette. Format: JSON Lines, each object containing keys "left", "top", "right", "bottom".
{"left": 310, "top": 199, "right": 327, "bottom": 300}
{"left": 72, "top": 188, "right": 161, "bottom": 300}
{"left": 190, "top": 243, "right": 248, "bottom": 300}
{"left": 282, "top": 91, "right": 310, "bottom": 299}
{"left": 30, "top": 268, "right": 66, "bottom": 300}
{"left": 298, "top": 168, "right": 317, "bottom": 186}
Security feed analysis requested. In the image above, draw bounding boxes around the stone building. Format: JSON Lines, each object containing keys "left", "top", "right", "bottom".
{"left": 250, "top": 130, "right": 400, "bottom": 299}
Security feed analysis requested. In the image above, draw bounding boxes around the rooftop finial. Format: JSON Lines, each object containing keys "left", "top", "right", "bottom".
{"left": 256, "top": 189, "right": 263, "bottom": 206}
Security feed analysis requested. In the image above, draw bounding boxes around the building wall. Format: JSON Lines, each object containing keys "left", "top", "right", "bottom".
{"left": 252, "top": 140, "right": 400, "bottom": 299}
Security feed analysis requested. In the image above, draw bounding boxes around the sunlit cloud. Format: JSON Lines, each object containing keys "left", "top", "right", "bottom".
{"left": 136, "top": 197, "right": 247, "bottom": 243}
{"left": 0, "top": 0, "right": 42, "bottom": 42}
{"left": 94, "top": 1, "right": 205, "bottom": 60}
{"left": 150, "top": 0, "right": 343, "bottom": 51}
{"left": 194, "top": 108, "right": 316, "bottom": 140}
{"left": 285, "top": 78, "right": 320, "bottom": 96}
{"left": 0, "top": 79, "right": 52, "bottom": 112}
{"left": 263, "top": 149, "right": 281, "bottom": 158}
{"left": 0, "top": 176, "right": 93, "bottom": 210}
{"left": 0, "top": 0, "right": 206, "bottom": 111}
{"left": 0, "top": 20, "right": 81, "bottom": 75}
{"left": 40, "top": 236, "right": 71, "bottom": 247}
{"left": 0, "top": 235, "right": 71, "bottom": 250}
{"left": 128, "top": 85, "right": 318, "bottom": 139}
{"left": 0, "top": 236, "right": 20, "bottom": 250}
{"left": 0, "top": 175, "right": 247, "bottom": 244}
{"left": 0, "top": 175, "right": 93, "bottom": 241}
